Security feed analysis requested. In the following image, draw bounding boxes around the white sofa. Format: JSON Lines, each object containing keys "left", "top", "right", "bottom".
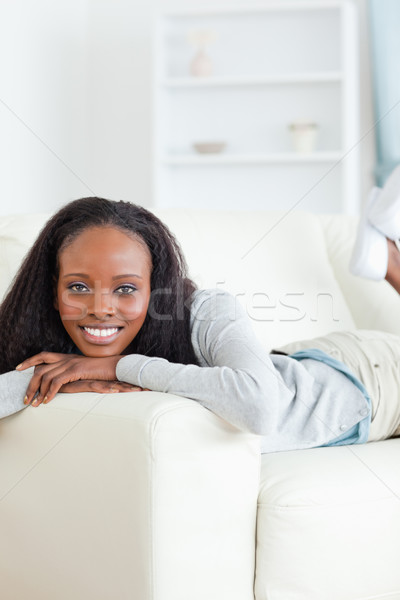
{"left": 0, "top": 208, "right": 399, "bottom": 600}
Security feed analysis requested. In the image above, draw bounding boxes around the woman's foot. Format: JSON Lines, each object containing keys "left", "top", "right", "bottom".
{"left": 350, "top": 164, "right": 400, "bottom": 281}
{"left": 369, "top": 165, "right": 400, "bottom": 240}
{"left": 385, "top": 239, "right": 400, "bottom": 294}
{"left": 349, "top": 187, "right": 389, "bottom": 280}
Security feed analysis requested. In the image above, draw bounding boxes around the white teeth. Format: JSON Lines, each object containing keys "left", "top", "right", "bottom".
{"left": 83, "top": 327, "right": 118, "bottom": 338}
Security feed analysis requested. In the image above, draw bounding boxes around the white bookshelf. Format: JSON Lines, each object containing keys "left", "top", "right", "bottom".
{"left": 154, "top": 1, "right": 360, "bottom": 213}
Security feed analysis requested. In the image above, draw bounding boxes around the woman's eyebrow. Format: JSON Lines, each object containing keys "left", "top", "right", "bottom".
{"left": 112, "top": 274, "right": 143, "bottom": 280}
{"left": 62, "top": 273, "right": 143, "bottom": 280}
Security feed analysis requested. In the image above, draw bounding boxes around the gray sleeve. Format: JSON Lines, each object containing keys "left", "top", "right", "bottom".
{"left": 0, "top": 368, "right": 33, "bottom": 419}
{"left": 116, "top": 290, "right": 292, "bottom": 435}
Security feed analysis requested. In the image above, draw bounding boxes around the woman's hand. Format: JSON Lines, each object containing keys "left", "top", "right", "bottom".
{"left": 16, "top": 352, "right": 130, "bottom": 406}
{"left": 60, "top": 380, "right": 145, "bottom": 394}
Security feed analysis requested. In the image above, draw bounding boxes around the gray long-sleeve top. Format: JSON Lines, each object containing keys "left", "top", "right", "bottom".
{"left": 1, "top": 289, "right": 370, "bottom": 452}
{"left": 116, "top": 289, "right": 370, "bottom": 452}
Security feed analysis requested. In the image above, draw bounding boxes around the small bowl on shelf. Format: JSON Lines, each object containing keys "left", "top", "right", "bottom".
{"left": 193, "top": 141, "right": 226, "bottom": 154}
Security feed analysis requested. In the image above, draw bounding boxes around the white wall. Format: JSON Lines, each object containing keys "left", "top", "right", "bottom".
{"left": 357, "top": 0, "right": 377, "bottom": 199}
{"left": 0, "top": 0, "right": 375, "bottom": 216}
{"left": 0, "top": 0, "right": 90, "bottom": 215}
{"left": 85, "top": 0, "right": 155, "bottom": 205}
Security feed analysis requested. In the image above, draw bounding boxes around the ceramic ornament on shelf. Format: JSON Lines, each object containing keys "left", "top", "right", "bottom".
{"left": 187, "top": 29, "right": 217, "bottom": 77}
{"left": 193, "top": 141, "right": 226, "bottom": 154}
{"left": 288, "top": 120, "right": 319, "bottom": 153}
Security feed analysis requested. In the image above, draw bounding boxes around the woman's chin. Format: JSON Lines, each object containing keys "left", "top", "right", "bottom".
{"left": 77, "top": 343, "right": 120, "bottom": 358}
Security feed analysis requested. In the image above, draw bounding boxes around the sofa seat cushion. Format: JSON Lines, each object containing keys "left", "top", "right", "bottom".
{"left": 255, "top": 439, "right": 400, "bottom": 600}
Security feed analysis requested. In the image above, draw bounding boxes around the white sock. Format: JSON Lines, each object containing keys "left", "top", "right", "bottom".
{"left": 349, "top": 188, "right": 388, "bottom": 281}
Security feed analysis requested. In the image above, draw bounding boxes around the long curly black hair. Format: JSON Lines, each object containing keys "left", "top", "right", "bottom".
{"left": 0, "top": 197, "right": 199, "bottom": 373}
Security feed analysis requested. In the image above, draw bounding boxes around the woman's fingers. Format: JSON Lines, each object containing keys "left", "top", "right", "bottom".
{"left": 102, "top": 381, "right": 144, "bottom": 393}
{"left": 58, "top": 380, "right": 120, "bottom": 394}
{"left": 23, "top": 356, "right": 92, "bottom": 405}
{"left": 33, "top": 366, "right": 87, "bottom": 405}
{"left": 24, "top": 365, "right": 52, "bottom": 405}
{"left": 25, "top": 362, "right": 76, "bottom": 406}
{"left": 16, "top": 352, "right": 76, "bottom": 371}
{"left": 21, "top": 354, "right": 147, "bottom": 406}
{"left": 58, "top": 380, "right": 143, "bottom": 394}
{"left": 28, "top": 379, "right": 144, "bottom": 405}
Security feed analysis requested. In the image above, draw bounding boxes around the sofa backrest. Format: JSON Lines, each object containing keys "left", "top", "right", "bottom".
{"left": 0, "top": 209, "right": 398, "bottom": 351}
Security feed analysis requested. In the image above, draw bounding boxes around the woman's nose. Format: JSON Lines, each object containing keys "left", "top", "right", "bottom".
{"left": 89, "top": 284, "right": 116, "bottom": 318}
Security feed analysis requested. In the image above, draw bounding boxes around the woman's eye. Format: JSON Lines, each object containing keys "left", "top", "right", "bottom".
{"left": 115, "top": 285, "right": 137, "bottom": 295}
{"left": 68, "top": 283, "right": 89, "bottom": 293}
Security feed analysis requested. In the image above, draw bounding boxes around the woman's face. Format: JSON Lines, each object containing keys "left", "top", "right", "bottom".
{"left": 55, "top": 226, "right": 152, "bottom": 357}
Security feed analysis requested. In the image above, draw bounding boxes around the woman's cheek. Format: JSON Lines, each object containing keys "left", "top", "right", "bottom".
{"left": 58, "top": 291, "right": 89, "bottom": 320}
{"left": 115, "top": 294, "right": 149, "bottom": 320}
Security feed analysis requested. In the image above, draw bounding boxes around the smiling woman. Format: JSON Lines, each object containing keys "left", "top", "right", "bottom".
{"left": 0, "top": 197, "right": 200, "bottom": 408}
{"left": 1, "top": 194, "right": 400, "bottom": 451}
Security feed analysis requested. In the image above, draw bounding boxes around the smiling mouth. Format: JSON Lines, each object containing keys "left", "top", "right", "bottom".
{"left": 80, "top": 326, "right": 122, "bottom": 343}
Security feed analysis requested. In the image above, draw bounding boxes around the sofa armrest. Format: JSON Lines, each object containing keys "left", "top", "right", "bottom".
{"left": 0, "top": 391, "right": 261, "bottom": 600}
